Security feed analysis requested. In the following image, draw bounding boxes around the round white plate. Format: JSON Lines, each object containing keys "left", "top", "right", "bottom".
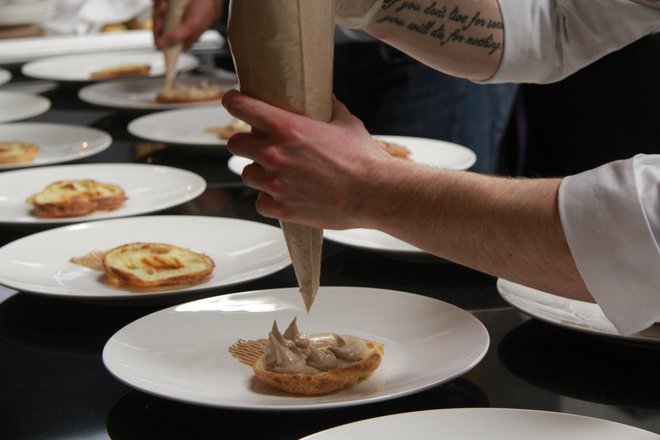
{"left": 102, "top": 286, "right": 489, "bottom": 410}
{"left": 80, "top": 75, "right": 236, "bottom": 111}
{"left": 0, "top": 68, "right": 11, "bottom": 86}
{"left": 22, "top": 50, "right": 199, "bottom": 82}
{"left": 497, "top": 278, "right": 660, "bottom": 342}
{"left": 0, "top": 122, "right": 111, "bottom": 170}
{"left": 0, "top": 0, "right": 53, "bottom": 26}
{"left": 0, "top": 163, "right": 206, "bottom": 225}
{"left": 0, "top": 91, "right": 50, "bottom": 123}
{"left": 128, "top": 106, "right": 234, "bottom": 145}
{"left": 0, "top": 216, "right": 291, "bottom": 299}
{"left": 324, "top": 228, "right": 423, "bottom": 254}
{"left": 301, "top": 408, "right": 659, "bottom": 439}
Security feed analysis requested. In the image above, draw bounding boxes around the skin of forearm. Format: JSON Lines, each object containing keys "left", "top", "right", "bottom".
{"left": 359, "top": 159, "right": 594, "bottom": 302}
{"left": 364, "top": 0, "right": 504, "bottom": 80}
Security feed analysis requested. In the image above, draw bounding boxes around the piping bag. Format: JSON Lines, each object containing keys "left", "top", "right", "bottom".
{"left": 227, "top": 0, "right": 335, "bottom": 311}
{"left": 162, "top": 0, "right": 191, "bottom": 92}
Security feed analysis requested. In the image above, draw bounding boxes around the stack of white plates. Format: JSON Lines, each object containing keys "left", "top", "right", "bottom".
{"left": 0, "top": 0, "right": 54, "bottom": 26}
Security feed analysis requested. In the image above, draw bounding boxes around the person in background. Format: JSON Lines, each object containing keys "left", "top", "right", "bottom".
{"left": 220, "top": 0, "right": 660, "bottom": 337}
{"left": 153, "top": 0, "right": 518, "bottom": 173}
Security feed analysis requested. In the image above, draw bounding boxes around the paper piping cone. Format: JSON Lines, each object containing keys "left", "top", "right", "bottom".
{"left": 228, "top": 0, "right": 335, "bottom": 311}
{"left": 162, "top": 0, "right": 191, "bottom": 91}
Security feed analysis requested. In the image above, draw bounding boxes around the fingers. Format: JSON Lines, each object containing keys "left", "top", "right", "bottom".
{"left": 222, "top": 90, "right": 307, "bottom": 138}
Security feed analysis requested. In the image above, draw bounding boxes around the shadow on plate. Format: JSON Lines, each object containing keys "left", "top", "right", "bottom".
{"left": 499, "top": 319, "right": 660, "bottom": 408}
{"left": 106, "top": 378, "right": 488, "bottom": 440}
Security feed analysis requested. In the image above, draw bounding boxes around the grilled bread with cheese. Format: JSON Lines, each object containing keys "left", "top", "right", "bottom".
{"left": 252, "top": 338, "right": 384, "bottom": 396}
{"left": 232, "top": 319, "right": 384, "bottom": 396}
{"left": 102, "top": 242, "right": 215, "bottom": 288}
{"left": 0, "top": 141, "right": 39, "bottom": 164}
{"left": 89, "top": 63, "right": 151, "bottom": 80}
{"left": 29, "top": 179, "right": 126, "bottom": 218}
{"left": 205, "top": 118, "right": 251, "bottom": 139}
{"left": 156, "top": 80, "right": 226, "bottom": 104}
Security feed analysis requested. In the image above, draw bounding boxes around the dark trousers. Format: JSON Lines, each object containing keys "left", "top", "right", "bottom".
{"left": 333, "top": 42, "right": 518, "bottom": 174}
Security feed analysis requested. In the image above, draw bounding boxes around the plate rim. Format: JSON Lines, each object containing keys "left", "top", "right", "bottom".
{"left": 0, "top": 162, "right": 206, "bottom": 225}
{"left": 21, "top": 50, "right": 199, "bottom": 82}
{"left": 127, "top": 105, "right": 233, "bottom": 145}
{"left": 102, "top": 286, "right": 490, "bottom": 410}
{"left": 78, "top": 75, "right": 232, "bottom": 110}
{"left": 0, "top": 68, "right": 11, "bottom": 86}
{"left": 0, "top": 121, "right": 112, "bottom": 170}
{"left": 0, "top": 90, "right": 51, "bottom": 123}
{"left": 299, "top": 407, "right": 660, "bottom": 439}
{"left": 0, "top": 215, "right": 291, "bottom": 299}
{"left": 497, "top": 278, "right": 660, "bottom": 343}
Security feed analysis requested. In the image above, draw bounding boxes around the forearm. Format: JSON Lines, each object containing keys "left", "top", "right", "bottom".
{"left": 363, "top": 0, "right": 660, "bottom": 83}
{"left": 364, "top": 0, "right": 504, "bottom": 80}
{"left": 361, "top": 160, "right": 592, "bottom": 301}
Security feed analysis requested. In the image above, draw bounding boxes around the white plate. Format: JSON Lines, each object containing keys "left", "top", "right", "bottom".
{"left": 301, "top": 408, "right": 660, "bottom": 439}
{"left": 102, "top": 286, "right": 489, "bottom": 410}
{"left": 21, "top": 50, "right": 199, "bottom": 82}
{"left": 128, "top": 106, "right": 234, "bottom": 145}
{"left": 324, "top": 228, "right": 423, "bottom": 254}
{"left": 0, "top": 91, "right": 50, "bottom": 123}
{"left": 497, "top": 278, "right": 660, "bottom": 342}
{"left": 0, "top": 68, "right": 11, "bottom": 86}
{"left": 0, "top": 0, "right": 53, "bottom": 26}
{"left": 0, "top": 215, "right": 291, "bottom": 299}
{"left": 0, "top": 163, "right": 206, "bottom": 225}
{"left": 0, "top": 30, "right": 223, "bottom": 66}
{"left": 0, "top": 122, "right": 111, "bottom": 170}
{"left": 80, "top": 75, "right": 236, "bottom": 111}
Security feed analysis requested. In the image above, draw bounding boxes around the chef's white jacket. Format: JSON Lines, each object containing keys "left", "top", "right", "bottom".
{"left": 492, "top": 0, "right": 660, "bottom": 335}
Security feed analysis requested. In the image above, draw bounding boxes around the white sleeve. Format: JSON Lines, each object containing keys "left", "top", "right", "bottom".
{"left": 487, "top": 0, "right": 660, "bottom": 83}
{"left": 559, "top": 155, "right": 660, "bottom": 335}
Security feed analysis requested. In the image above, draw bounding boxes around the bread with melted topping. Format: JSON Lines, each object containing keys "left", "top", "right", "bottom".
{"left": 90, "top": 64, "right": 151, "bottom": 79}
{"left": 0, "top": 141, "right": 39, "bottom": 164}
{"left": 30, "top": 179, "right": 126, "bottom": 218}
{"left": 156, "top": 80, "right": 226, "bottom": 104}
{"left": 102, "top": 242, "right": 215, "bottom": 288}
{"left": 252, "top": 339, "right": 384, "bottom": 396}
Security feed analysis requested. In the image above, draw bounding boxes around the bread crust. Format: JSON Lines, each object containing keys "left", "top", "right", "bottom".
{"left": 0, "top": 141, "right": 39, "bottom": 164}
{"left": 102, "top": 242, "right": 215, "bottom": 289}
{"left": 252, "top": 340, "right": 384, "bottom": 395}
{"left": 89, "top": 64, "right": 151, "bottom": 80}
{"left": 30, "top": 179, "right": 126, "bottom": 218}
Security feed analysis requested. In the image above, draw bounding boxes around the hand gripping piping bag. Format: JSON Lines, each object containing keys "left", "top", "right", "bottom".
{"left": 227, "top": 0, "right": 336, "bottom": 311}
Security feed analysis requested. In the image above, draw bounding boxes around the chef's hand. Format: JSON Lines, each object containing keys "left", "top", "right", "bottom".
{"left": 335, "top": 0, "right": 384, "bottom": 29}
{"left": 153, "top": 0, "right": 223, "bottom": 50}
{"left": 222, "top": 90, "right": 397, "bottom": 230}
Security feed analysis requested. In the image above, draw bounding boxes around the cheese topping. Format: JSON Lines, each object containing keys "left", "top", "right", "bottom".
{"left": 262, "top": 318, "right": 368, "bottom": 375}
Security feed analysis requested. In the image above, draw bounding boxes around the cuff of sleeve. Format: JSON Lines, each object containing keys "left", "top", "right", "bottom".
{"left": 559, "top": 156, "right": 660, "bottom": 335}
{"left": 477, "top": 0, "right": 559, "bottom": 84}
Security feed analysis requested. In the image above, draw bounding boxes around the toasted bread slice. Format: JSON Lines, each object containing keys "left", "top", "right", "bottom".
{"left": 205, "top": 118, "right": 251, "bottom": 139}
{"left": 0, "top": 141, "right": 39, "bottom": 164}
{"left": 252, "top": 338, "right": 384, "bottom": 396}
{"left": 89, "top": 63, "right": 151, "bottom": 80}
{"left": 30, "top": 179, "right": 126, "bottom": 218}
{"left": 102, "top": 242, "right": 215, "bottom": 288}
{"left": 156, "top": 80, "right": 226, "bottom": 104}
